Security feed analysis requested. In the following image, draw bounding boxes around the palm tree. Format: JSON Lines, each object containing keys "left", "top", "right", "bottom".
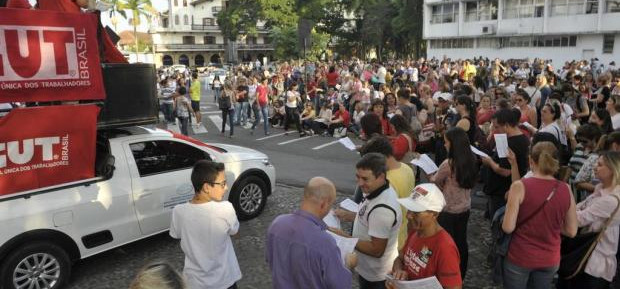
{"left": 102, "top": 0, "right": 127, "bottom": 32}
{"left": 118, "top": 0, "right": 155, "bottom": 60}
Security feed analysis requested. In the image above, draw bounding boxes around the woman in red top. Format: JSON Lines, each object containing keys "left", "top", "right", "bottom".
{"left": 326, "top": 66, "right": 339, "bottom": 89}
{"left": 502, "top": 142, "right": 577, "bottom": 289}
{"left": 389, "top": 183, "right": 462, "bottom": 289}
{"left": 389, "top": 115, "right": 415, "bottom": 161}
{"left": 476, "top": 94, "right": 495, "bottom": 134}
{"left": 370, "top": 99, "right": 392, "bottom": 136}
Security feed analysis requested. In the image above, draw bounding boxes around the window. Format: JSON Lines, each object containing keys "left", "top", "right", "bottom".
{"left": 531, "top": 35, "right": 577, "bottom": 47}
{"left": 607, "top": 0, "right": 620, "bottom": 12}
{"left": 203, "top": 18, "right": 214, "bottom": 26}
{"left": 204, "top": 36, "right": 216, "bottom": 44}
{"left": 183, "top": 0, "right": 187, "bottom": 6}
{"left": 465, "top": 0, "right": 499, "bottom": 21}
{"left": 247, "top": 36, "right": 257, "bottom": 44}
{"left": 430, "top": 38, "right": 474, "bottom": 49}
{"left": 130, "top": 141, "right": 210, "bottom": 177}
{"left": 603, "top": 34, "right": 615, "bottom": 53}
{"left": 430, "top": 3, "right": 459, "bottom": 23}
{"left": 551, "top": 0, "right": 595, "bottom": 15}
{"left": 174, "top": 0, "right": 178, "bottom": 6}
{"left": 174, "top": 15, "right": 179, "bottom": 25}
{"left": 182, "top": 36, "right": 195, "bottom": 44}
{"left": 183, "top": 15, "right": 189, "bottom": 25}
{"left": 162, "top": 18, "right": 169, "bottom": 28}
{"left": 504, "top": 0, "right": 544, "bottom": 18}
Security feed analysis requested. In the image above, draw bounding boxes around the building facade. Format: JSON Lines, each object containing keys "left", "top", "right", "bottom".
{"left": 151, "top": 0, "right": 274, "bottom": 67}
{"left": 424, "top": 0, "right": 620, "bottom": 66}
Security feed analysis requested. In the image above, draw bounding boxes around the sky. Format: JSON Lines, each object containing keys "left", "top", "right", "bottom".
{"left": 27, "top": 0, "right": 170, "bottom": 33}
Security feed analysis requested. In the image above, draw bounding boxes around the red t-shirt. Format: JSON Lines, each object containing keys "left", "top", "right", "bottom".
{"left": 334, "top": 110, "right": 350, "bottom": 127}
{"left": 507, "top": 178, "right": 571, "bottom": 268}
{"left": 403, "top": 230, "right": 462, "bottom": 287}
{"left": 257, "top": 85, "right": 269, "bottom": 107}
{"left": 392, "top": 134, "right": 415, "bottom": 161}
{"left": 326, "top": 72, "right": 339, "bottom": 87}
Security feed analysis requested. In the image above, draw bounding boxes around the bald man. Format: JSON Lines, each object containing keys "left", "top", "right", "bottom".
{"left": 266, "top": 177, "right": 354, "bottom": 289}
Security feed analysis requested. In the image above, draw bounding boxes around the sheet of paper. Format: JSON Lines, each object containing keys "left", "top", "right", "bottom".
{"left": 323, "top": 210, "right": 341, "bottom": 229}
{"left": 410, "top": 154, "right": 439, "bottom": 174}
{"left": 338, "top": 137, "right": 357, "bottom": 151}
{"left": 522, "top": 121, "right": 535, "bottom": 130}
{"left": 385, "top": 275, "right": 443, "bottom": 289}
{"left": 339, "top": 198, "right": 360, "bottom": 213}
{"left": 494, "top": 133, "right": 509, "bottom": 158}
{"left": 470, "top": 145, "right": 489, "bottom": 159}
{"left": 327, "top": 231, "right": 358, "bottom": 264}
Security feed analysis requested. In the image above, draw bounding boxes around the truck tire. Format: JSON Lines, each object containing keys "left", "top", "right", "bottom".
{"left": 0, "top": 242, "right": 71, "bottom": 289}
{"left": 230, "top": 175, "right": 267, "bottom": 220}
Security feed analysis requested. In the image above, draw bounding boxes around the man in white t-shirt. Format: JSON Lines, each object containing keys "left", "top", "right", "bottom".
{"left": 170, "top": 160, "right": 242, "bottom": 289}
{"left": 334, "top": 153, "right": 402, "bottom": 289}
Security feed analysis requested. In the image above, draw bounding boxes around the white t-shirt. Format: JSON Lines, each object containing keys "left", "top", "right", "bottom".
{"left": 352, "top": 185, "right": 402, "bottom": 282}
{"left": 612, "top": 113, "right": 620, "bottom": 130}
{"left": 285, "top": 90, "right": 299, "bottom": 108}
{"left": 376, "top": 66, "right": 387, "bottom": 84}
{"left": 540, "top": 121, "right": 567, "bottom": 145}
{"left": 170, "top": 201, "right": 241, "bottom": 289}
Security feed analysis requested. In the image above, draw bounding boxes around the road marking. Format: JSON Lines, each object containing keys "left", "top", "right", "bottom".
{"left": 255, "top": 132, "right": 287, "bottom": 140}
{"left": 209, "top": 115, "right": 227, "bottom": 132}
{"left": 201, "top": 111, "right": 221, "bottom": 115}
{"left": 278, "top": 135, "right": 317, "bottom": 145}
{"left": 312, "top": 140, "right": 340, "bottom": 150}
{"left": 192, "top": 124, "right": 208, "bottom": 134}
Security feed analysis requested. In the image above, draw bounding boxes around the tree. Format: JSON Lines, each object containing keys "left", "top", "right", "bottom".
{"left": 102, "top": 0, "right": 127, "bottom": 32}
{"left": 217, "top": 0, "right": 261, "bottom": 41}
{"left": 118, "top": 0, "right": 155, "bottom": 59}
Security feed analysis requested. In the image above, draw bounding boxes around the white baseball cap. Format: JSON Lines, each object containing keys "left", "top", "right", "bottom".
{"left": 433, "top": 92, "right": 453, "bottom": 102}
{"left": 397, "top": 183, "right": 446, "bottom": 213}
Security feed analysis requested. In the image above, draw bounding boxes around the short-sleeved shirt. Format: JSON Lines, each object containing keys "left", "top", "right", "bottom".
{"left": 352, "top": 183, "right": 402, "bottom": 281}
{"left": 402, "top": 230, "right": 462, "bottom": 287}
{"left": 387, "top": 164, "right": 416, "bottom": 249}
{"left": 170, "top": 201, "right": 241, "bottom": 289}
{"left": 190, "top": 80, "right": 201, "bottom": 101}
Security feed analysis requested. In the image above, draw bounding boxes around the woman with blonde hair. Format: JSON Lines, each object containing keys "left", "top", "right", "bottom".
{"left": 502, "top": 141, "right": 578, "bottom": 289}
{"left": 129, "top": 262, "right": 185, "bottom": 289}
{"left": 559, "top": 151, "right": 620, "bottom": 289}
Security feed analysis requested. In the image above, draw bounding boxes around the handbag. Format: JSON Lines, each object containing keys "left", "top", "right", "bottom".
{"left": 489, "top": 180, "right": 559, "bottom": 284}
{"left": 559, "top": 194, "right": 620, "bottom": 279}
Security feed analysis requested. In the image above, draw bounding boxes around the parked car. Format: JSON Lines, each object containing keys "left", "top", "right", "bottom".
{"left": 204, "top": 69, "right": 228, "bottom": 89}
{"left": 0, "top": 126, "right": 275, "bottom": 289}
{"left": 170, "top": 64, "right": 187, "bottom": 74}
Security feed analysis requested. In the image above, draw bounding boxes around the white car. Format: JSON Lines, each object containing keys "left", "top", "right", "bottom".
{"left": 170, "top": 64, "right": 188, "bottom": 75}
{"left": 0, "top": 126, "right": 275, "bottom": 289}
{"left": 204, "top": 69, "right": 227, "bottom": 89}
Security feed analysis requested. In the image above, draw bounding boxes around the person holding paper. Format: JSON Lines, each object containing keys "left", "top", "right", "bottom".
{"left": 481, "top": 109, "right": 530, "bottom": 219}
{"left": 333, "top": 153, "right": 402, "bottom": 289}
{"left": 387, "top": 184, "right": 462, "bottom": 289}
{"left": 266, "top": 177, "right": 355, "bottom": 289}
{"left": 429, "top": 128, "right": 478, "bottom": 279}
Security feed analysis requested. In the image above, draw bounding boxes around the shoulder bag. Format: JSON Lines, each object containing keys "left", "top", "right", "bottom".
{"left": 559, "top": 194, "right": 620, "bottom": 279}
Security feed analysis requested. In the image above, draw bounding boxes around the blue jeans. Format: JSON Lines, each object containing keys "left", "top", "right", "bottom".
{"left": 213, "top": 87, "right": 221, "bottom": 103}
{"left": 161, "top": 102, "right": 174, "bottom": 122}
{"left": 177, "top": 116, "right": 189, "bottom": 136}
{"left": 251, "top": 105, "right": 269, "bottom": 134}
{"left": 503, "top": 258, "right": 558, "bottom": 289}
{"left": 234, "top": 102, "right": 249, "bottom": 125}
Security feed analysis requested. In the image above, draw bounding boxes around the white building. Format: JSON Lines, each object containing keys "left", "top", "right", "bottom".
{"left": 150, "top": 0, "right": 274, "bottom": 67}
{"left": 423, "top": 0, "right": 620, "bottom": 66}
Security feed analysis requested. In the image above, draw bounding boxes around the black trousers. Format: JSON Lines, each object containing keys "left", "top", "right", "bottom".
{"left": 359, "top": 275, "right": 386, "bottom": 289}
{"left": 438, "top": 210, "right": 470, "bottom": 279}
{"left": 556, "top": 272, "right": 610, "bottom": 289}
{"left": 283, "top": 106, "right": 301, "bottom": 132}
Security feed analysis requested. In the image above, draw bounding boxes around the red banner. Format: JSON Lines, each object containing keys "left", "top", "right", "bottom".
{"left": 0, "top": 8, "right": 105, "bottom": 102}
{"left": 0, "top": 105, "right": 99, "bottom": 196}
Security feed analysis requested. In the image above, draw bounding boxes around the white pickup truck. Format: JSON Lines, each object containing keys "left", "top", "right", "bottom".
{"left": 0, "top": 126, "right": 276, "bottom": 289}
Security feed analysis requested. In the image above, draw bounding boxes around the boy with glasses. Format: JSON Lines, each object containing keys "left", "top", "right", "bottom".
{"left": 170, "top": 160, "right": 242, "bottom": 289}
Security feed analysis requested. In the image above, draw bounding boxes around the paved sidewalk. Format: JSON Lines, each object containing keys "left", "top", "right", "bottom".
{"left": 68, "top": 184, "right": 499, "bottom": 289}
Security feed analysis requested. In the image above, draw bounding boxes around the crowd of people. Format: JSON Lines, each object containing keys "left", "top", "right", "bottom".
{"left": 143, "top": 55, "right": 620, "bottom": 289}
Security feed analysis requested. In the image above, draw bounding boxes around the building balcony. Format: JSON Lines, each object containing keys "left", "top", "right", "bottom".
{"left": 191, "top": 24, "right": 220, "bottom": 31}
{"left": 154, "top": 44, "right": 225, "bottom": 52}
{"left": 236, "top": 43, "right": 274, "bottom": 50}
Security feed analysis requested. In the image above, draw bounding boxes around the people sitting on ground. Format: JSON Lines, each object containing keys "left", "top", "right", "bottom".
{"left": 327, "top": 103, "right": 351, "bottom": 137}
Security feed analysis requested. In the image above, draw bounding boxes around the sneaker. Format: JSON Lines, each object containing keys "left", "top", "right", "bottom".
{"left": 300, "top": 132, "right": 307, "bottom": 137}
{"left": 195, "top": 122, "right": 202, "bottom": 127}
{"left": 265, "top": 132, "right": 270, "bottom": 136}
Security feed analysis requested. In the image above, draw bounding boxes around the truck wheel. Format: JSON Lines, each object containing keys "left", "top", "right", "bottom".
{"left": 230, "top": 175, "right": 267, "bottom": 220}
{"left": 0, "top": 242, "right": 71, "bottom": 289}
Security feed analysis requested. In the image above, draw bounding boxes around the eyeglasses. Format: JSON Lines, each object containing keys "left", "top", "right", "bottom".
{"left": 207, "top": 180, "right": 227, "bottom": 188}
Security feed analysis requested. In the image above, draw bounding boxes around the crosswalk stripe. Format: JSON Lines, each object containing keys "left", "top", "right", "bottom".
{"left": 209, "top": 115, "right": 227, "bottom": 132}
{"left": 312, "top": 140, "right": 340, "bottom": 150}
{"left": 278, "top": 135, "right": 317, "bottom": 145}
{"left": 201, "top": 111, "right": 221, "bottom": 115}
{"left": 255, "top": 132, "right": 287, "bottom": 140}
{"left": 192, "top": 124, "right": 208, "bottom": 134}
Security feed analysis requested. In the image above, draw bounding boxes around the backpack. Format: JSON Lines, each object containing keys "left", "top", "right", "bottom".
{"left": 219, "top": 91, "right": 231, "bottom": 110}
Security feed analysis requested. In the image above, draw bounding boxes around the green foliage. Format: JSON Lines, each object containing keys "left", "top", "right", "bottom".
{"left": 269, "top": 26, "right": 298, "bottom": 59}
{"left": 217, "top": 0, "right": 261, "bottom": 41}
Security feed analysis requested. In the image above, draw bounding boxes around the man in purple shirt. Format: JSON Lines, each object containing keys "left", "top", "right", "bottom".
{"left": 266, "top": 177, "right": 355, "bottom": 289}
